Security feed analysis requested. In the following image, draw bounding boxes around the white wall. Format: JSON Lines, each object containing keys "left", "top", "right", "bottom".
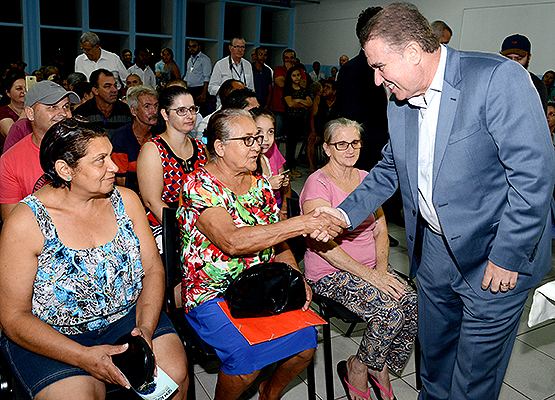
{"left": 294, "top": 0, "right": 555, "bottom": 77}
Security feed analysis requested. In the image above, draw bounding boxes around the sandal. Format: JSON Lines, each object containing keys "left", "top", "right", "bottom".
{"left": 337, "top": 360, "right": 372, "bottom": 400}
{"left": 369, "top": 374, "right": 397, "bottom": 400}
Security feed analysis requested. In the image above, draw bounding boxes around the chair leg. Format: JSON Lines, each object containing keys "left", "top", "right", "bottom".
{"left": 415, "top": 338, "right": 422, "bottom": 390}
{"left": 321, "top": 307, "right": 334, "bottom": 400}
{"left": 344, "top": 322, "right": 358, "bottom": 338}
{"left": 187, "top": 351, "right": 196, "bottom": 400}
{"left": 306, "top": 359, "right": 316, "bottom": 400}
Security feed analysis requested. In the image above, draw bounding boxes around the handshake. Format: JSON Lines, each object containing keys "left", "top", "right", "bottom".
{"left": 303, "top": 206, "right": 348, "bottom": 242}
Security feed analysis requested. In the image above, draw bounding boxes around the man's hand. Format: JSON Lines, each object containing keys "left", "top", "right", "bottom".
{"left": 481, "top": 260, "right": 518, "bottom": 293}
{"left": 313, "top": 206, "right": 346, "bottom": 223}
{"left": 196, "top": 92, "right": 207, "bottom": 103}
{"left": 307, "top": 207, "right": 347, "bottom": 242}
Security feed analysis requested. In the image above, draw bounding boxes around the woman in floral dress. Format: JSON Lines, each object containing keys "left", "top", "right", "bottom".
{"left": 177, "top": 108, "right": 346, "bottom": 400}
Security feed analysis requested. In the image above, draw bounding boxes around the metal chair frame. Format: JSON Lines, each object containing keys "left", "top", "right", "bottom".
{"left": 286, "top": 198, "right": 422, "bottom": 400}
{"left": 162, "top": 207, "right": 317, "bottom": 400}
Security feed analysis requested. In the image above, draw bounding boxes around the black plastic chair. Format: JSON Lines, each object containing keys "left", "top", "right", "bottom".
{"left": 162, "top": 207, "right": 219, "bottom": 400}
{"left": 0, "top": 351, "right": 24, "bottom": 400}
{"left": 125, "top": 170, "right": 140, "bottom": 195}
{"left": 162, "top": 207, "right": 317, "bottom": 400}
{"left": 288, "top": 198, "right": 422, "bottom": 400}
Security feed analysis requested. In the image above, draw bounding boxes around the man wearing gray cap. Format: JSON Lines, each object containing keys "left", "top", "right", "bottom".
{"left": 0, "top": 81, "right": 79, "bottom": 220}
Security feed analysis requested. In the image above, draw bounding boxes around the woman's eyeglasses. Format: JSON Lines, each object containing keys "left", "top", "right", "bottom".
{"left": 327, "top": 140, "right": 363, "bottom": 151}
{"left": 168, "top": 106, "right": 199, "bottom": 117}
{"left": 227, "top": 135, "right": 264, "bottom": 147}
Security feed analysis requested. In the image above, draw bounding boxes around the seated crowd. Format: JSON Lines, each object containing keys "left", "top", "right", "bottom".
{"left": 0, "top": 28, "right": 418, "bottom": 400}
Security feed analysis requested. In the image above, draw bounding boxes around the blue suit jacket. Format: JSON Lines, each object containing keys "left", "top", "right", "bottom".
{"left": 339, "top": 47, "right": 555, "bottom": 298}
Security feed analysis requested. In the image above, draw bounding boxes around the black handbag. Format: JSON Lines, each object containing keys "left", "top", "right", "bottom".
{"left": 112, "top": 333, "right": 155, "bottom": 392}
{"left": 225, "top": 262, "right": 306, "bottom": 318}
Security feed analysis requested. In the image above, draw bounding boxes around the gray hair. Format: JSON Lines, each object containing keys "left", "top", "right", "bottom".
{"left": 359, "top": 2, "right": 439, "bottom": 54}
{"left": 80, "top": 31, "right": 100, "bottom": 47}
{"left": 323, "top": 118, "right": 363, "bottom": 143}
{"left": 230, "top": 37, "right": 245, "bottom": 46}
{"left": 67, "top": 72, "right": 87, "bottom": 89}
{"left": 206, "top": 108, "right": 253, "bottom": 159}
{"left": 431, "top": 20, "right": 452, "bottom": 40}
{"left": 126, "top": 85, "right": 158, "bottom": 111}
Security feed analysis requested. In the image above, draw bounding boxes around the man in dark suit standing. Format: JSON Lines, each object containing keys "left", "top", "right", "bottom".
{"left": 320, "top": 3, "right": 555, "bottom": 399}
{"left": 337, "top": 6, "right": 403, "bottom": 241}
{"left": 337, "top": 6, "right": 388, "bottom": 172}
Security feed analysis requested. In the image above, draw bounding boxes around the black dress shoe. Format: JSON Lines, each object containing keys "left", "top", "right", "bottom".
{"left": 389, "top": 235, "right": 399, "bottom": 247}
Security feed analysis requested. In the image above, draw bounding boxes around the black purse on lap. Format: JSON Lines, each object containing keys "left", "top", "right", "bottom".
{"left": 112, "top": 333, "right": 155, "bottom": 392}
{"left": 225, "top": 262, "right": 306, "bottom": 318}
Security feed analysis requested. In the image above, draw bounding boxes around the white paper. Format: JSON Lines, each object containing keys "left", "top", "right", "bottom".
{"left": 133, "top": 366, "right": 179, "bottom": 400}
{"left": 528, "top": 281, "right": 555, "bottom": 327}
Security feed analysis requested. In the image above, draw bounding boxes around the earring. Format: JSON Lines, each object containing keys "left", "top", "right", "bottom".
{"left": 67, "top": 176, "right": 72, "bottom": 181}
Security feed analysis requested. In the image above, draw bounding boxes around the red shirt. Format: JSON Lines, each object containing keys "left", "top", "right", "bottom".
{"left": 0, "top": 134, "right": 43, "bottom": 204}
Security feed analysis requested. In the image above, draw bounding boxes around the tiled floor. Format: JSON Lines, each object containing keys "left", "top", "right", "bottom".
{"left": 193, "top": 162, "right": 555, "bottom": 400}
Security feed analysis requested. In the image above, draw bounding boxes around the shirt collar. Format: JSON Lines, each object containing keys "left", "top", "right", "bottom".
{"left": 408, "top": 45, "right": 447, "bottom": 109}
{"left": 97, "top": 48, "right": 108, "bottom": 62}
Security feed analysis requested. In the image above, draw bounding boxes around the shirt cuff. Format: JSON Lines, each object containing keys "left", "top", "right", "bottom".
{"left": 337, "top": 208, "right": 352, "bottom": 229}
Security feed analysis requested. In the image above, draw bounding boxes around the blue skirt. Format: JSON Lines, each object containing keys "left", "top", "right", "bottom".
{"left": 185, "top": 298, "right": 317, "bottom": 375}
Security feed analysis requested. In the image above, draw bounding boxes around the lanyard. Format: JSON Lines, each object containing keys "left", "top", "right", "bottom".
{"left": 190, "top": 54, "right": 199, "bottom": 72}
{"left": 229, "top": 57, "right": 245, "bottom": 84}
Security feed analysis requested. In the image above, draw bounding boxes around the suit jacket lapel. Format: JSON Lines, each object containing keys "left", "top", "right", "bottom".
{"left": 433, "top": 47, "right": 461, "bottom": 187}
{"left": 433, "top": 83, "right": 460, "bottom": 186}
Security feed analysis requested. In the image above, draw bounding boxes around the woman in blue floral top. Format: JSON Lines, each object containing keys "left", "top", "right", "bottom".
{"left": 0, "top": 118, "right": 188, "bottom": 399}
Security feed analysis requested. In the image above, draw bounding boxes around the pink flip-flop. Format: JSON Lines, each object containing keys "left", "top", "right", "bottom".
{"left": 337, "top": 360, "right": 372, "bottom": 400}
{"left": 369, "top": 374, "right": 397, "bottom": 400}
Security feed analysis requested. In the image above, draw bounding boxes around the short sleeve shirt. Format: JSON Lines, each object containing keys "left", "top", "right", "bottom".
{"left": 299, "top": 169, "right": 377, "bottom": 281}
{"left": 177, "top": 168, "right": 279, "bottom": 311}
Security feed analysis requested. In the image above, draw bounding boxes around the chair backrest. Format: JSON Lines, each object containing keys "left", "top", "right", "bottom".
{"left": 125, "top": 170, "right": 140, "bottom": 195}
{"left": 286, "top": 197, "right": 306, "bottom": 263}
{"left": 162, "top": 207, "right": 182, "bottom": 311}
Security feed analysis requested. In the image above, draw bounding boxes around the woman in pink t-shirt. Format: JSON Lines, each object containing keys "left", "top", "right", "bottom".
{"left": 300, "top": 118, "right": 417, "bottom": 400}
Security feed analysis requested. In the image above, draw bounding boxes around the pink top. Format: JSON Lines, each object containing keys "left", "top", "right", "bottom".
{"left": 299, "top": 168, "right": 377, "bottom": 281}
{"left": 0, "top": 134, "right": 43, "bottom": 204}
{"left": 3, "top": 117, "right": 32, "bottom": 153}
{"left": 0, "top": 105, "right": 19, "bottom": 154}
{"left": 263, "top": 143, "right": 286, "bottom": 206}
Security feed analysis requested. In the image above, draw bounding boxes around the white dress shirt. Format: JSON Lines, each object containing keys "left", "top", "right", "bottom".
{"left": 127, "top": 64, "right": 156, "bottom": 88}
{"left": 208, "top": 56, "right": 255, "bottom": 107}
{"left": 309, "top": 71, "right": 326, "bottom": 82}
{"left": 408, "top": 45, "right": 447, "bottom": 234}
{"left": 75, "top": 48, "right": 129, "bottom": 89}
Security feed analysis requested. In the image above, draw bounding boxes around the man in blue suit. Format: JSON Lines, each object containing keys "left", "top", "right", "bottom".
{"left": 319, "top": 3, "right": 555, "bottom": 399}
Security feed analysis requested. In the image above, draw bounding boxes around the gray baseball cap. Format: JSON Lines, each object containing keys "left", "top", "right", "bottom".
{"left": 24, "top": 80, "right": 80, "bottom": 108}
